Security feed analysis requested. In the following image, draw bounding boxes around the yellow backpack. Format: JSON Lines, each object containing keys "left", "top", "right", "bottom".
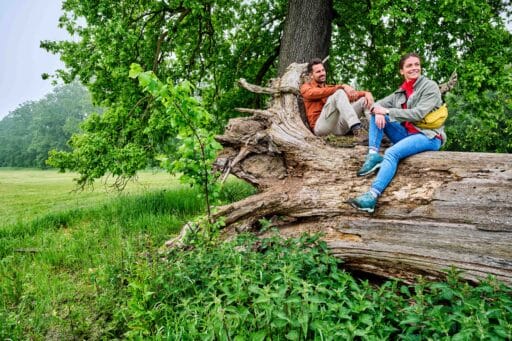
{"left": 415, "top": 104, "right": 448, "bottom": 129}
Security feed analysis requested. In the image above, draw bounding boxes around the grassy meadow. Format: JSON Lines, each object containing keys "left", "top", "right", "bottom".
{"left": 0, "top": 168, "right": 181, "bottom": 226}
{"left": 1, "top": 168, "right": 511, "bottom": 340}
{"left": 0, "top": 168, "right": 254, "bottom": 339}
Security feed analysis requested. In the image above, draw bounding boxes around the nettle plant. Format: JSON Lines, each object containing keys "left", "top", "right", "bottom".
{"left": 122, "top": 232, "right": 512, "bottom": 340}
{"left": 129, "top": 64, "right": 222, "bottom": 224}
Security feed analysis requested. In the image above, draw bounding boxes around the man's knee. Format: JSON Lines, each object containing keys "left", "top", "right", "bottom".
{"left": 325, "top": 89, "right": 349, "bottom": 106}
{"left": 331, "top": 89, "right": 349, "bottom": 102}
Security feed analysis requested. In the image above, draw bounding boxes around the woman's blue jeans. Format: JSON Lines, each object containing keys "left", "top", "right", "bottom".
{"left": 368, "top": 114, "right": 442, "bottom": 195}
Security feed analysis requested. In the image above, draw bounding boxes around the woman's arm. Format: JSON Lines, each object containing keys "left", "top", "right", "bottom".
{"left": 375, "top": 91, "right": 397, "bottom": 109}
{"left": 389, "top": 80, "right": 442, "bottom": 122}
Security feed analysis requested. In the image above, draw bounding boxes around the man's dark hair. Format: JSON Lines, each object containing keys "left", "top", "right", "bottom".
{"left": 307, "top": 58, "right": 323, "bottom": 74}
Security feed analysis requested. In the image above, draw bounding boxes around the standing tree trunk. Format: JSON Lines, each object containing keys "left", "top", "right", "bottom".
{"left": 167, "top": 63, "right": 512, "bottom": 285}
{"left": 277, "top": 0, "right": 334, "bottom": 75}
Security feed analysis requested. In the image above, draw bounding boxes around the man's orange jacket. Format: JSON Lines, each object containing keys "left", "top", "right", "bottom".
{"left": 300, "top": 79, "right": 365, "bottom": 130}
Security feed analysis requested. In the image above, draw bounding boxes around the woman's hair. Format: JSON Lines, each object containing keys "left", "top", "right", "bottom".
{"left": 399, "top": 53, "right": 421, "bottom": 69}
{"left": 307, "top": 58, "right": 323, "bottom": 74}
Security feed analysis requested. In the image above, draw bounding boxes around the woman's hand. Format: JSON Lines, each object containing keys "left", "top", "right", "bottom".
{"left": 375, "top": 113, "right": 386, "bottom": 129}
{"left": 372, "top": 106, "right": 389, "bottom": 129}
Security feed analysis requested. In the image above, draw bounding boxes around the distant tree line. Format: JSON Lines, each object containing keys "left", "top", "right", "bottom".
{"left": 0, "top": 82, "right": 96, "bottom": 168}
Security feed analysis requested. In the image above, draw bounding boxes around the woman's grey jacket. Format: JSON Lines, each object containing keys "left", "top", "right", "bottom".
{"left": 376, "top": 75, "right": 446, "bottom": 143}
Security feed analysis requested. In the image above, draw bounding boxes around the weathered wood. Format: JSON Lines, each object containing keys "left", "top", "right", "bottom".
{"left": 170, "top": 62, "right": 512, "bottom": 284}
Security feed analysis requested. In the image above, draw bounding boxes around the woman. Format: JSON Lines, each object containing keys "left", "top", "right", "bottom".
{"left": 348, "top": 53, "right": 446, "bottom": 213}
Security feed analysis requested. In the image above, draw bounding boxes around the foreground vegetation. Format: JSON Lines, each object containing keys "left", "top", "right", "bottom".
{"left": 0, "top": 169, "right": 256, "bottom": 339}
{"left": 1, "top": 169, "right": 511, "bottom": 339}
{"left": 127, "top": 234, "right": 512, "bottom": 340}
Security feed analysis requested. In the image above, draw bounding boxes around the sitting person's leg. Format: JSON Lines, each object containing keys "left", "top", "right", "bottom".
{"left": 314, "top": 90, "right": 360, "bottom": 136}
{"left": 349, "top": 97, "right": 370, "bottom": 143}
{"left": 357, "top": 115, "right": 405, "bottom": 176}
{"left": 351, "top": 97, "right": 371, "bottom": 127}
{"left": 371, "top": 133, "right": 442, "bottom": 195}
{"left": 350, "top": 133, "right": 442, "bottom": 212}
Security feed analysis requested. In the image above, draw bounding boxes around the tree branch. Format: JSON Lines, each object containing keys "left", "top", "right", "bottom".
{"left": 152, "top": 30, "right": 168, "bottom": 73}
{"left": 439, "top": 71, "right": 458, "bottom": 95}
{"left": 238, "top": 79, "right": 300, "bottom": 96}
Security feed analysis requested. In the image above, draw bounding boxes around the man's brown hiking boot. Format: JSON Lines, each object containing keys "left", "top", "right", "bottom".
{"left": 352, "top": 127, "right": 368, "bottom": 145}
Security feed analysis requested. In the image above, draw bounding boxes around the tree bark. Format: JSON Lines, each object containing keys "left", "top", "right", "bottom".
{"left": 195, "top": 62, "right": 512, "bottom": 285}
{"left": 277, "top": 0, "right": 334, "bottom": 75}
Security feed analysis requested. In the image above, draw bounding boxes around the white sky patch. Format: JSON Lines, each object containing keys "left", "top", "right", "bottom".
{"left": 0, "top": 0, "right": 69, "bottom": 119}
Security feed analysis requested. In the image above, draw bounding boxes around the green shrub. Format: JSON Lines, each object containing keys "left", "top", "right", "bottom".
{"left": 120, "top": 233, "right": 512, "bottom": 340}
{"left": 444, "top": 89, "right": 512, "bottom": 153}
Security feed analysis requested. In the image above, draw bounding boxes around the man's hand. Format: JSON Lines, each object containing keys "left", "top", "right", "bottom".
{"left": 363, "top": 92, "right": 374, "bottom": 109}
{"left": 342, "top": 85, "right": 359, "bottom": 101}
{"left": 342, "top": 84, "right": 355, "bottom": 93}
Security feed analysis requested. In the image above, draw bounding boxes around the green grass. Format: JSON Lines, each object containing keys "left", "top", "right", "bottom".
{"left": 0, "top": 168, "right": 180, "bottom": 226}
{"left": 0, "top": 168, "right": 255, "bottom": 339}
{"left": 1, "top": 169, "right": 511, "bottom": 340}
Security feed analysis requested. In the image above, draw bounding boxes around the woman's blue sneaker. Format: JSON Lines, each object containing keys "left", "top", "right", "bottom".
{"left": 357, "top": 153, "right": 383, "bottom": 177}
{"left": 348, "top": 192, "right": 377, "bottom": 213}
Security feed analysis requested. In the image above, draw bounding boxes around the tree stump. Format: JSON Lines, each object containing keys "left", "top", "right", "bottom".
{"left": 174, "top": 63, "right": 512, "bottom": 284}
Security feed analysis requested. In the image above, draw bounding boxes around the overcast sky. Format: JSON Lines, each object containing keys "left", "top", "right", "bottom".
{"left": 0, "top": 0, "right": 68, "bottom": 120}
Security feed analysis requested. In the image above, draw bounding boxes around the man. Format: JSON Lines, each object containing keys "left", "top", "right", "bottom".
{"left": 300, "top": 58, "right": 374, "bottom": 143}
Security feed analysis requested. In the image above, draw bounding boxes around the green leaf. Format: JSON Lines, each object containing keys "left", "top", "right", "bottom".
{"left": 285, "top": 330, "right": 300, "bottom": 340}
{"left": 249, "top": 331, "right": 267, "bottom": 341}
{"left": 128, "top": 63, "right": 143, "bottom": 79}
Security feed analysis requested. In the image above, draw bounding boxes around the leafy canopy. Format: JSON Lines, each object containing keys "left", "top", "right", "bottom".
{"left": 43, "top": 0, "right": 512, "bottom": 186}
{"left": 44, "top": 0, "right": 286, "bottom": 186}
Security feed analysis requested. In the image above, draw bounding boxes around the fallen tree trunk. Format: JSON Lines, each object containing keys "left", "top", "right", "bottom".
{"left": 171, "top": 63, "right": 512, "bottom": 284}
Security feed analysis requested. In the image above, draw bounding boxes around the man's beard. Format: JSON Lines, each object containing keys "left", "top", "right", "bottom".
{"left": 316, "top": 77, "right": 326, "bottom": 84}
